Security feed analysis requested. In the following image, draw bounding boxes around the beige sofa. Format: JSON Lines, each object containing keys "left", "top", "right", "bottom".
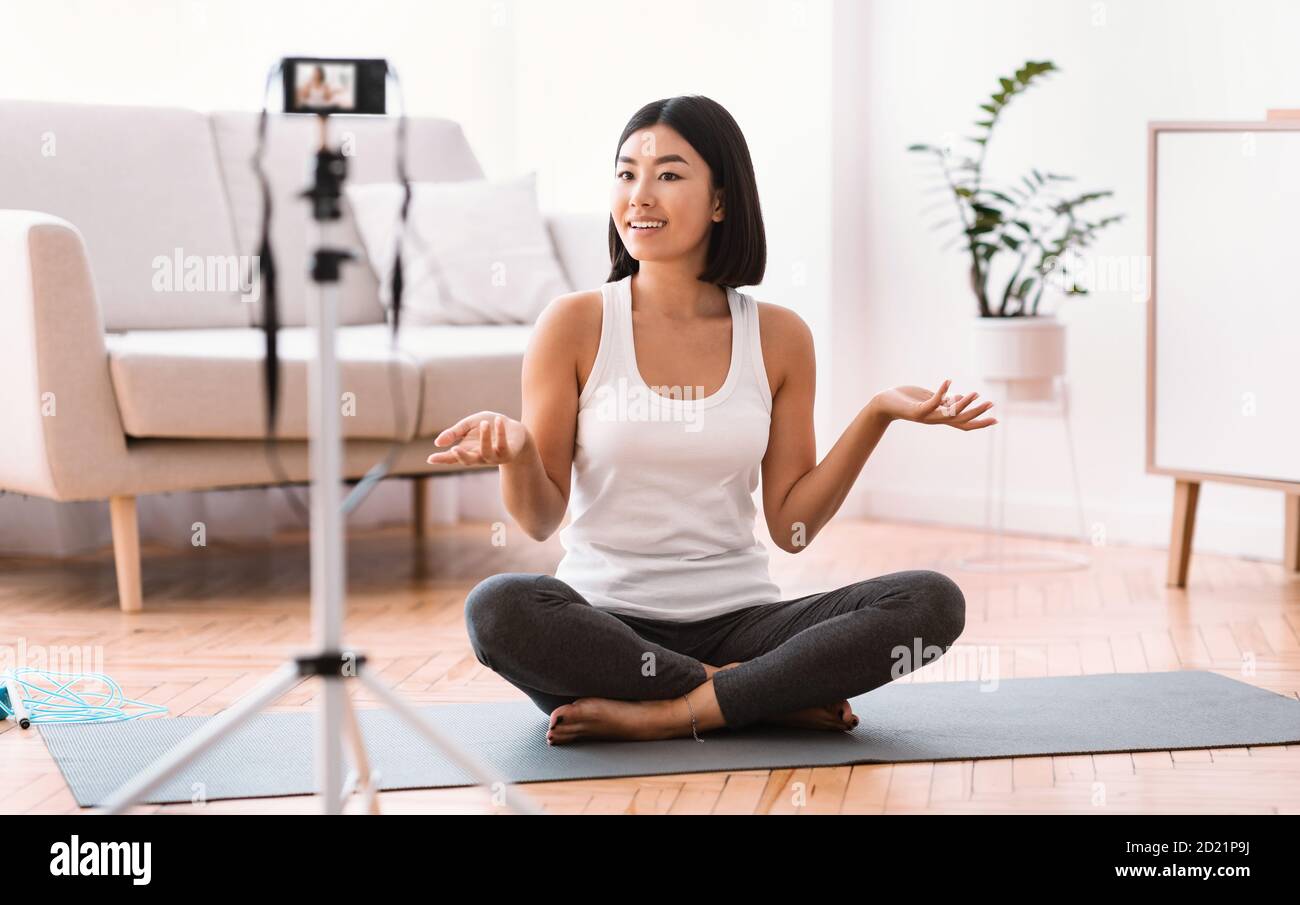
{"left": 0, "top": 99, "right": 607, "bottom": 611}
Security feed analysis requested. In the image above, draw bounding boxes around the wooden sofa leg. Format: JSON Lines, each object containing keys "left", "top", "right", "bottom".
{"left": 109, "top": 495, "right": 143, "bottom": 612}
{"left": 1285, "top": 493, "right": 1300, "bottom": 574}
{"left": 412, "top": 476, "right": 430, "bottom": 538}
{"left": 1167, "top": 479, "right": 1199, "bottom": 588}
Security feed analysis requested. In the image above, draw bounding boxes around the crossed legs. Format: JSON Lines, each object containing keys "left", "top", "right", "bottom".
{"left": 463, "top": 569, "right": 966, "bottom": 743}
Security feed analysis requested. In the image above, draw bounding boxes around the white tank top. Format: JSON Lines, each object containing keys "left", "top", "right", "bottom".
{"left": 553, "top": 273, "right": 784, "bottom": 623}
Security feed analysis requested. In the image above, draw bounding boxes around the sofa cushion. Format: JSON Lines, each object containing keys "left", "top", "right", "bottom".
{"left": 401, "top": 323, "right": 532, "bottom": 437}
{"left": 105, "top": 326, "right": 423, "bottom": 441}
{"left": 209, "top": 111, "right": 485, "bottom": 328}
{"left": 0, "top": 100, "right": 250, "bottom": 331}
{"left": 104, "top": 323, "right": 531, "bottom": 441}
{"left": 544, "top": 211, "right": 616, "bottom": 293}
{"left": 345, "top": 174, "right": 572, "bottom": 325}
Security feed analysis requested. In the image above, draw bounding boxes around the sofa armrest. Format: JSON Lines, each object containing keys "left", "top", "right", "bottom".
{"left": 0, "top": 210, "right": 129, "bottom": 500}
{"left": 543, "top": 211, "right": 612, "bottom": 293}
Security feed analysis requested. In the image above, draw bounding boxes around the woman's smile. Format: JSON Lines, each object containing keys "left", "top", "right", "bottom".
{"left": 628, "top": 218, "right": 668, "bottom": 236}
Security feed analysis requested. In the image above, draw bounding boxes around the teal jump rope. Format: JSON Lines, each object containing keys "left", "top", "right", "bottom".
{"left": 0, "top": 668, "right": 168, "bottom": 729}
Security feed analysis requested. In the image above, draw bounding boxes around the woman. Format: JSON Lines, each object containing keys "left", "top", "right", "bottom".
{"left": 295, "top": 65, "right": 341, "bottom": 108}
{"left": 428, "top": 95, "right": 996, "bottom": 746}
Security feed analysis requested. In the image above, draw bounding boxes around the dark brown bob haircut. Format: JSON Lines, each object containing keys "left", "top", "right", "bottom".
{"left": 607, "top": 95, "right": 765, "bottom": 288}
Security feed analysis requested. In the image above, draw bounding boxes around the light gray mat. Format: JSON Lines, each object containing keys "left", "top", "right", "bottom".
{"left": 38, "top": 670, "right": 1300, "bottom": 806}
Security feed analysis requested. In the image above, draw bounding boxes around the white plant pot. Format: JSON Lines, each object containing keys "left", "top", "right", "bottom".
{"left": 970, "top": 315, "right": 1066, "bottom": 402}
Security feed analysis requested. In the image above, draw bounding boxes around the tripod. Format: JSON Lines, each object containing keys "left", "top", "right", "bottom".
{"left": 100, "top": 116, "right": 543, "bottom": 815}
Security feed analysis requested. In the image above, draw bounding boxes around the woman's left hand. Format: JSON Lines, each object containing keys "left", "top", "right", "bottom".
{"left": 871, "top": 379, "right": 997, "bottom": 430}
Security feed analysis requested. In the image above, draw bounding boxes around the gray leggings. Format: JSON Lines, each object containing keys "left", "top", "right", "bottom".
{"left": 463, "top": 569, "right": 966, "bottom": 730}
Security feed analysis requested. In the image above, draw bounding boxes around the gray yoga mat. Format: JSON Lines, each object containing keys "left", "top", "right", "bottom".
{"left": 38, "top": 669, "right": 1300, "bottom": 807}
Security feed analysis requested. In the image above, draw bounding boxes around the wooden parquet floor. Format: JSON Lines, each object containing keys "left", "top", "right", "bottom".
{"left": 1, "top": 517, "right": 1297, "bottom": 814}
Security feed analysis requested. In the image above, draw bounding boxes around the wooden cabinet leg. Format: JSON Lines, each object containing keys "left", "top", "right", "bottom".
{"left": 109, "top": 495, "right": 143, "bottom": 612}
{"left": 1167, "top": 480, "right": 1200, "bottom": 588}
{"left": 412, "top": 476, "right": 430, "bottom": 538}
{"left": 1285, "top": 494, "right": 1300, "bottom": 574}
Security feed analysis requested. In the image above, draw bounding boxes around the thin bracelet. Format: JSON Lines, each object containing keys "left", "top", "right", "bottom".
{"left": 683, "top": 692, "right": 703, "bottom": 742}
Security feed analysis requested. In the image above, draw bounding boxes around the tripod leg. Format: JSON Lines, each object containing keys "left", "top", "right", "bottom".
{"left": 98, "top": 663, "right": 303, "bottom": 814}
{"left": 356, "top": 666, "right": 546, "bottom": 816}
{"left": 341, "top": 688, "right": 381, "bottom": 815}
{"left": 319, "top": 677, "right": 347, "bottom": 815}
{"left": 339, "top": 766, "right": 360, "bottom": 804}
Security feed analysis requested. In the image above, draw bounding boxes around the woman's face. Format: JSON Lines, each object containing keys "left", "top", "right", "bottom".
{"left": 612, "top": 123, "right": 723, "bottom": 264}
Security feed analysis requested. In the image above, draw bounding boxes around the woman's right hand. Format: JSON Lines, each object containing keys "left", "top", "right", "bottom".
{"left": 426, "top": 411, "right": 532, "bottom": 467}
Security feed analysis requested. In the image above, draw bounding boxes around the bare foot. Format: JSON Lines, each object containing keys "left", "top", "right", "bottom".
{"left": 766, "top": 700, "right": 859, "bottom": 731}
{"left": 544, "top": 662, "right": 858, "bottom": 745}
{"left": 546, "top": 696, "right": 695, "bottom": 745}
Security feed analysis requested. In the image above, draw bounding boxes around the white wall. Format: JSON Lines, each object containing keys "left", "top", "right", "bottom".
{"left": 831, "top": 0, "right": 1298, "bottom": 562}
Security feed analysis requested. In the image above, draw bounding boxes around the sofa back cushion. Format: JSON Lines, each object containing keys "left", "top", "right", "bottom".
{"left": 345, "top": 173, "right": 573, "bottom": 325}
{"left": 209, "top": 112, "right": 484, "bottom": 327}
{"left": 0, "top": 100, "right": 251, "bottom": 330}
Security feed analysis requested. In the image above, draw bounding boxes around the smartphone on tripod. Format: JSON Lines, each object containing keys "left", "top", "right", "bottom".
{"left": 282, "top": 57, "right": 387, "bottom": 115}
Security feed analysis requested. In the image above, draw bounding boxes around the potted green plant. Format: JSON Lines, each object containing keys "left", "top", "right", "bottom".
{"left": 908, "top": 60, "right": 1124, "bottom": 401}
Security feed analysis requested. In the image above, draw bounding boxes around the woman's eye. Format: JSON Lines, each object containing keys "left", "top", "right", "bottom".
{"left": 615, "top": 171, "right": 680, "bottom": 181}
